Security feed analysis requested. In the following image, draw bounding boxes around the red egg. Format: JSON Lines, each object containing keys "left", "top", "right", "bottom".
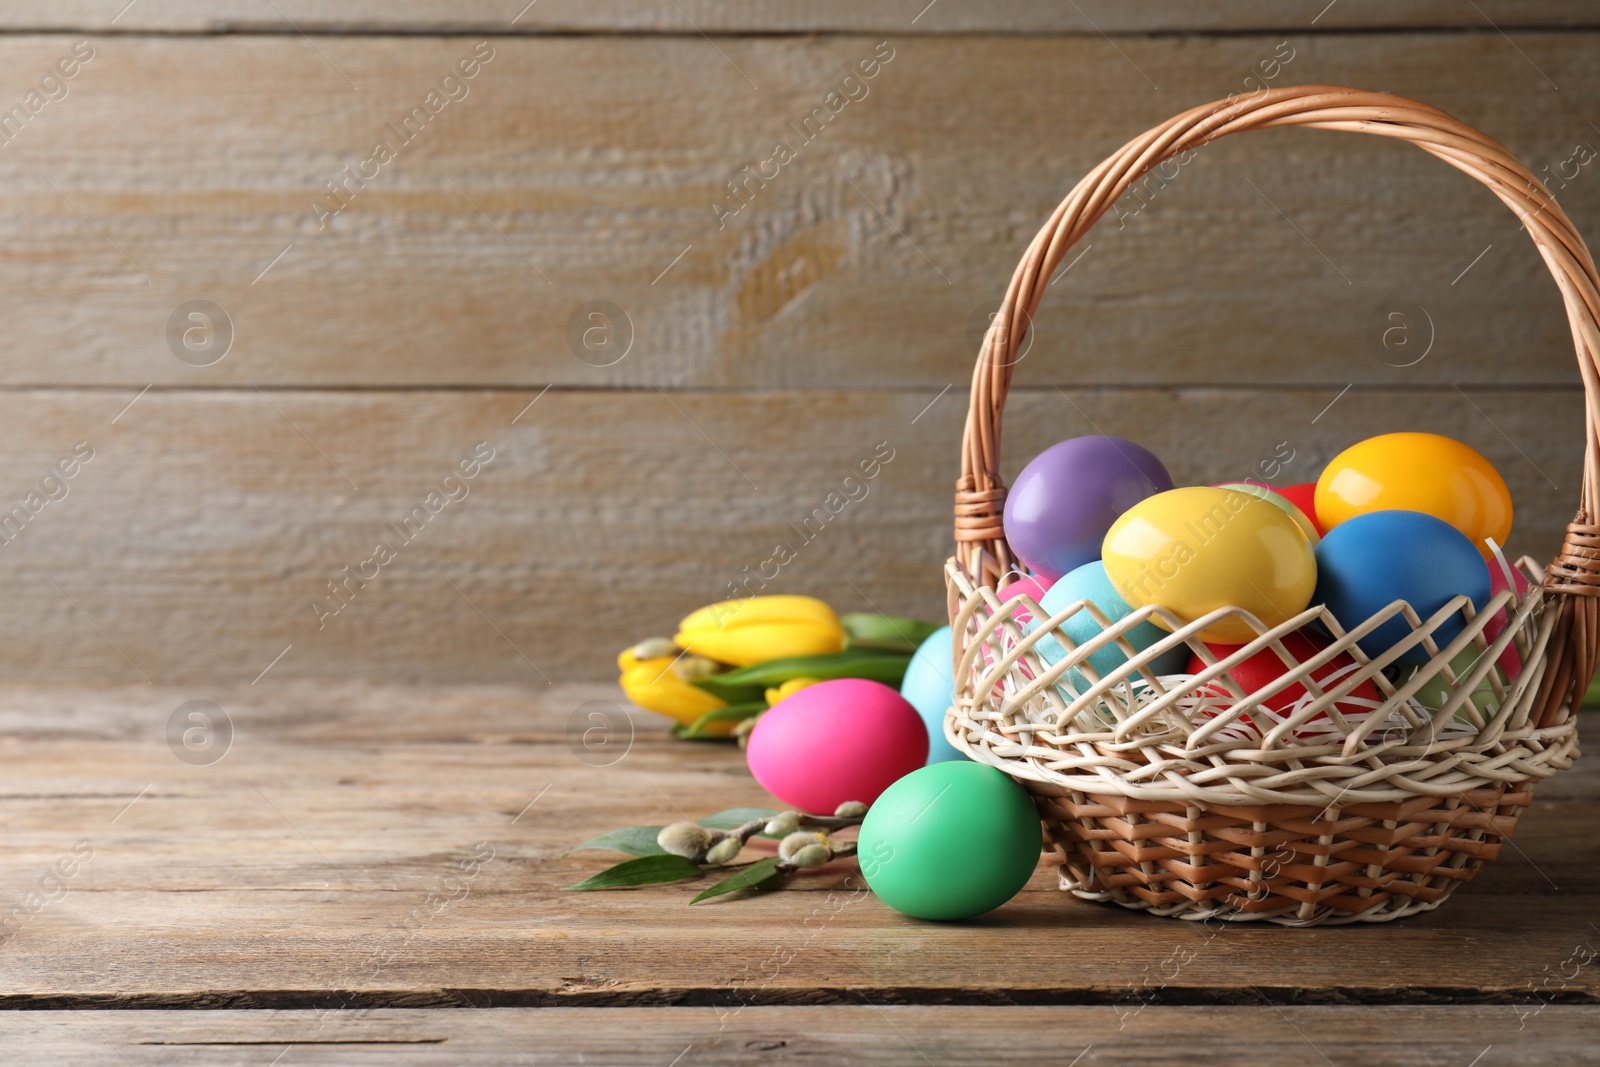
{"left": 1213, "top": 482, "right": 1320, "bottom": 545}
{"left": 1187, "top": 630, "right": 1380, "bottom": 740}
{"left": 1278, "top": 483, "right": 1327, "bottom": 536}
{"left": 746, "top": 678, "right": 928, "bottom": 814}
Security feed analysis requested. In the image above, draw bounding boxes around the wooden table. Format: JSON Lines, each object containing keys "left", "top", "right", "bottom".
{"left": 2, "top": 682, "right": 1595, "bottom": 1064}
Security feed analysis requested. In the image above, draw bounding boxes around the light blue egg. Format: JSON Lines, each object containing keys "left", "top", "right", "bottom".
{"left": 900, "top": 626, "right": 967, "bottom": 764}
{"left": 1027, "top": 560, "right": 1188, "bottom": 692}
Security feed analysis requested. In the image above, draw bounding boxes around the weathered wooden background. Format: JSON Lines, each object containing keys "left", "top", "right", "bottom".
{"left": 0, "top": 3, "right": 1595, "bottom": 684}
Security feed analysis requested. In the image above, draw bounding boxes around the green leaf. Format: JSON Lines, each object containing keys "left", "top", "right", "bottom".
{"left": 568, "top": 826, "right": 666, "bottom": 857}
{"left": 691, "top": 856, "right": 785, "bottom": 903}
{"left": 688, "top": 675, "right": 767, "bottom": 704}
{"left": 842, "top": 613, "right": 941, "bottom": 655}
{"left": 670, "top": 723, "right": 734, "bottom": 742}
{"left": 562, "top": 854, "right": 703, "bottom": 891}
{"left": 694, "top": 650, "right": 914, "bottom": 696}
{"left": 671, "top": 701, "right": 765, "bottom": 741}
{"left": 699, "top": 807, "right": 778, "bottom": 831}
{"left": 1584, "top": 674, "right": 1600, "bottom": 708}
{"left": 685, "top": 701, "right": 766, "bottom": 734}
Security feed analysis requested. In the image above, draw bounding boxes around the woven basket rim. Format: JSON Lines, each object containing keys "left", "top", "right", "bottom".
{"left": 944, "top": 553, "right": 1578, "bottom": 806}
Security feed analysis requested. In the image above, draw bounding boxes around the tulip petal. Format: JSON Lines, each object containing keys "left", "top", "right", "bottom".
{"left": 678, "top": 595, "right": 841, "bottom": 636}
{"left": 675, "top": 622, "right": 844, "bottom": 668}
{"left": 619, "top": 662, "right": 727, "bottom": 726}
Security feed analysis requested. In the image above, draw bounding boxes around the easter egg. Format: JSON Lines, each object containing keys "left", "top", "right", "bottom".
{"left": 1482, "top": 562, "right": 1530, "bottom": 677}
{"left": 858, "top": 761, "right": 1042, "bottom": 921}
{"left": 996, "top": 572, "right": 1052, "bottom": 624}
{"left": 1102, "top": 487, "right": 1318, "bottom": 644}
{"left": 1313, "top": 510, "right": 1491, "bottom": 666}
{"left": 1028, "top": 560, "right": 1188, "bottom": 689}
{"left": 900, "top": 627, "right": 967, "bottom": 765}
{"left": 1188, "top": 630, "right": 1379, "bottom": 739}
{"left": 745, "top": 678, "right": 927, "bottom": 814}
{"left": 1278, "top": 482, "right": 1327, "bottom": 535}
{"left": 1215, "top": 482, "right": 1319, "bottom": 545}
{"left": 1003, "top": 436, "right": 1173, "bottom": 584}
{"left": 1401, "top": 645, "right": 1507, "bottom": 720}
{"left": 1315, "top": 432, "right": 1511, "bottom": 557}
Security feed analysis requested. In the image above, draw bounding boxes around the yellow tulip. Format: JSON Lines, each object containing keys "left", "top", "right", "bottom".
{"left": 765, "top": 676, "right": 820, "bottom": 707}
{"left": 675, "top": 595, "right": 845, "bottom": 667}
{"left": 617, "top": 650, "right": 728, "bottom": 728}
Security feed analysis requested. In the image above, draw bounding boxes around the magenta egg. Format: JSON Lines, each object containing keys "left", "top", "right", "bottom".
{"left": 1003, "top": 436, "right": 1173, "bottom": 584}
{"left": 746, "top": 678, "right": 928, "bottom": 814}
{"left": 997, "top": 572, "right": 1052, "bottom": 623}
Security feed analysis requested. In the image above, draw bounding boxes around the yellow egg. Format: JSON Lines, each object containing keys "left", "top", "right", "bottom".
{"left": 1101, "top": 487, "right": 1318, "bottom": 643}
{"left": 1315, "top": 433, "right": 1511, "bottom": 558}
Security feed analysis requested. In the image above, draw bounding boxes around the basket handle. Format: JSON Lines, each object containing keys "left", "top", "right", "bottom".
{"left": 954, "top": 84, "right": 1600, "bottom": 724}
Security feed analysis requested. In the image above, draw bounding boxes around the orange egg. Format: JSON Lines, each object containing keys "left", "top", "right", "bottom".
{"left": 1315, "top": 433, "right": 1511, "bottom": 558}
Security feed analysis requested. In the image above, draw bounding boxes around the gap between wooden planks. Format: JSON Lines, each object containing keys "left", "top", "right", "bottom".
{"left": 2, "top": 1, "right": 1599, "bottom": 34}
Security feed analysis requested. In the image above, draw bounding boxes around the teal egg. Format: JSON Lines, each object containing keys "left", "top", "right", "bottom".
{"left": 859, "top": 761, "right": 1042, "bottom": 920}
{"left": 1026, "top": 560, "right": 1188, "bottom": 690}
{"left": 900, "top": 626, "right": 967, "bottom": 764}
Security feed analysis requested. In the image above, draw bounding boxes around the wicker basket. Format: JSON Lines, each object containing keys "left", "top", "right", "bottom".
{"left": 944, "top": 85, "right": 1595, "bottom": 926}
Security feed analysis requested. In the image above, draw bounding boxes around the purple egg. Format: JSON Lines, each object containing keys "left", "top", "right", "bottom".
{"left": 1003, "top": 436, "right": 1173, "bottom": 583}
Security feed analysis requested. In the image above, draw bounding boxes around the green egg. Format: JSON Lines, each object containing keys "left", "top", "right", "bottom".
{"left": 857, "top": 761, "right": 1042, "bottom": 921}
{"left": 1403, "top": 646, "right": 1506, "bottom": 719}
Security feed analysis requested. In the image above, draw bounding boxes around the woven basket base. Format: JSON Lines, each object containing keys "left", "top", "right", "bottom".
{"left": 1028, "top": 781, "right": 1535, "bottom": 926}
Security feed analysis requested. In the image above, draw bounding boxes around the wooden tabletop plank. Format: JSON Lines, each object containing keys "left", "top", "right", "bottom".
{"left": 0, "top": 34, "right": 1592, "bottom": 389}
{"left": 5, "top": 889, "right": 1598, "bottom": 1007}
{"left": 7, "top": 1006, "right": 1600, "bottom": 1066}
{"left": 0, "top": 683, "right": 1592, "bottom": 1010}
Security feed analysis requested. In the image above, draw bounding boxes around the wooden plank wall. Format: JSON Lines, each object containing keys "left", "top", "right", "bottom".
{"left": 0, "top": 6, "right": 1594, "bottom": 684}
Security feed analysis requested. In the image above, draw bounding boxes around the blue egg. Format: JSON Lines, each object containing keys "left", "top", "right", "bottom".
{"left": 1027, "top": 560, "right": 1188, "bottom": 691}
{"left": 1313, "top": 509, "right": 1490, "bottom": 666}
{"left": 900, "top": 626, "right": 967, "bottom": 764}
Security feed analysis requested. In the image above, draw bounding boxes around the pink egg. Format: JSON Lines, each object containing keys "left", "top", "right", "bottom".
{"left": 997, "top": 572, "right": 1052, "bottom": 624}
{"left": 746, "top": 678, "right": 928, "bottom": 814}
{"left": 1483, "top": 563, "right": 1529, "bottom": 678}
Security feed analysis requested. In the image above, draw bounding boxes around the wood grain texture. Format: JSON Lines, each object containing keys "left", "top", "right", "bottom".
{"left": 0, "top": 34, "right": 1593, "bottom": 388}
{"left": 0, "top": 386, "right": 1577, "bottom": 683}
{"left": 8, "top": 1006, "right": 1600, "bottom": 1066}
{"left": 2, "top": 2, "right": 1599, "bottom": 34}
{"left": 0, "top": 682, "right": 1593, "bottom": 1015}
